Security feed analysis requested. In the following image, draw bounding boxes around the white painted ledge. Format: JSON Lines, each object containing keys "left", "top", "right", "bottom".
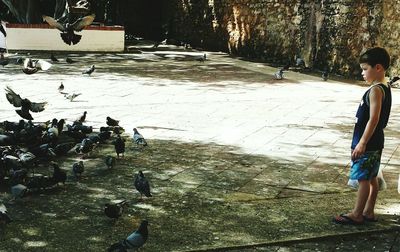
{"left": 5, "top": 23, "right": 125, "bottom": 52}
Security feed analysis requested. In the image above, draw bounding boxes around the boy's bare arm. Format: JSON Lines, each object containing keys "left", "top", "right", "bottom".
{"left": 351, "top": 86, "right": 383, "bottom": 160}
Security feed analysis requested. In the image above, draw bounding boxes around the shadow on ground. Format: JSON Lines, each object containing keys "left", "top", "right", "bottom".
{"left": 1, "top": 138, "right": 399, "bottom": 251}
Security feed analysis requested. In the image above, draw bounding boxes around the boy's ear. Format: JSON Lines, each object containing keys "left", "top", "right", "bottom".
{"left": 375, "top": 64, "right": 384, "bottom": 72}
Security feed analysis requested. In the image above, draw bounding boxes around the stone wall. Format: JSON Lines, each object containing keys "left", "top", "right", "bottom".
{"left": 167, "top": 0, "right": 400, "bottom": 77}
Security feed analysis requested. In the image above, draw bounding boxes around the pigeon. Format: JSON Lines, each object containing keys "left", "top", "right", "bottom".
{"left": 51, "top": 162, "right": 67, "bottom": 185}
{"left": 22, "top": 58, "right": 52, "bottom": 74}
{"left": 58, "top": 82, "right": 64, "bottom": 92}
{"left": 0, "top": 204, "right": 12, "bottom": 224}
{"left": 82, "top": 65, "right": 95, "bottom": 75}
{"left": 105, "top": 155, "right": 116, "bottom": 169}
{"left": 133, "top": 128, "right": 147, "bottom": 146}
{"left": 106, "top": 116, "right": 119, "bottom": 126}
{"left": 295, "top": 56, "right": 305, "bottom": 68}
{"left": 64, "top": 92, "right": 82, "bottom": 102}
{"left": 0, "top": 55, "right": 9, "bottom": 67}
{"left": 113, "top": 135, "right": 125, "bottom": 158}
{"left": 104, "top": 200, "right": 127, "bottom": 219}
{"left": 196, "top": 53, "right": 207, "bottom": 62}
{"left": 322, "top": 67, "right": 329, "bottom": 81}
{"left": 50, "top": 53, "right": 59, "bottom": 62}
{"left": 5, "top": 86, "right": 47, "bottom": 120}
{"left": 72, "top": 161, "right": 84, "bottom": 179}
{"left": 66, "top": 57, "right": 75, "bottom": 64}
{"left": 389, "top": 76, "right": 400, "bottom": 88}
{"left": 42, "top": 14, "right": 95, "bottom": 45}
{"left": 11, "top": 184, "right": 28, "bottom": 199}
{"left": 274, "top": 69, "right": 284, "bottom": 80}
{"left": 108, "top": 220, "right": 148, "bottom": 252}
{"left": 134, "top": 171, "right": 152, "bottom": 199}
{"left": 76, "top": 111, "right": 87, "bottom": 123}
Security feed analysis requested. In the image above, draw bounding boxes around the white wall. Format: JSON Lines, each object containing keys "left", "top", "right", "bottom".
{"left": 6, "top": 26, "right": 125, "bottom": 52}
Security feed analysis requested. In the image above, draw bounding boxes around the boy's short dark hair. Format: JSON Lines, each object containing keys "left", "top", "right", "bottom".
{"left": 359, "top": 47, "right": 390, "bottom": 70}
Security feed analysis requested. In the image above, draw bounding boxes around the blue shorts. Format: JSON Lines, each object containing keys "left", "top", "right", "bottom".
{"left": 349, "top": 150, "right": 381, "bottom": 181}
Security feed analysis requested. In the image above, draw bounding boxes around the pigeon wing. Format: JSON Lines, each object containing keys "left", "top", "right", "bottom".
{"left": 5, "top": 86, "right": 23, "bottom": 107}
{"left": 72, "top": 14, "right": 95, "bottom": 31}
{"left": 30, "top": 101, "right": 47, "bottom": 112}
{"left": 42, "top": 15, "right": 66, "bottom": 31}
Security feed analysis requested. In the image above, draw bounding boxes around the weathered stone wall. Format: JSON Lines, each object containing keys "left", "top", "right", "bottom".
{"left": 167, "top": 0, "right": 400, "bottom": 77}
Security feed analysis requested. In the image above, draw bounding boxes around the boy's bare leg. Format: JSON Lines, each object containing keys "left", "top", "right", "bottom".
{"left": 363, "top": 177, "right": 379, "bottom": 219}
{"left": 346, "top": 180, "right": 370, "bottom": 222}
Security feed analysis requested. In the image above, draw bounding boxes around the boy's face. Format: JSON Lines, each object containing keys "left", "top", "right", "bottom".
{"left": 360, "top": 63, "right": 381, "bottom": 84}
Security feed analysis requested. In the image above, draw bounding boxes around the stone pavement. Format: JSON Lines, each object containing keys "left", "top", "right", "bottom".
{"left": 0, "top": 47, "right": 399, "bottom": 251}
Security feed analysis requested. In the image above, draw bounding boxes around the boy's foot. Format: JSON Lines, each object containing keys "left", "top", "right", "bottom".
{"left": 333, "top": 214, "right": 364, "bottom": 225}
{"left": 363, "top": 215, "right": 378, "bottom": 222}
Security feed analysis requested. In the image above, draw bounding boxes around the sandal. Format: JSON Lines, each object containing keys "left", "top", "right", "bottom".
{"left": 333, "top": 214, "right": 364, "bottom": 225}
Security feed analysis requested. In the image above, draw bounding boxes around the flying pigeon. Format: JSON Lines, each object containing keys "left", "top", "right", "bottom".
{"left": 133, "top": 128, "right": 147, "bottom": 146}
{"left": 22, "top": 58, "right": 52, "bottom": 74}
{"left": 64, "top": 92, "right": 82, "bottom": 102}
{"left": 82, "top": 65, "right": 95, "bottom": 75}
{"left": 104, "top": 200, "right": 127, "bottom": 219}
{"left": 42, "top": 14, "right": 95, "bottom": 45}
{"left": 108, "top": 220, "right": 149, "bottom": 252}
{"left": 5, "top": 86, "right": 47, "bottom": 120}
{"left": 134, "top": 171, "right": 152, "bottom": 199}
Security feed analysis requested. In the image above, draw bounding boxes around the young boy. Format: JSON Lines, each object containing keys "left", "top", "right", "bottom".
{"left": 334, "top": 47, "right": 392, "bottom": 225}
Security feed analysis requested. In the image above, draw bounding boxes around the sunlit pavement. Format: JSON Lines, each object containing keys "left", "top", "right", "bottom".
{"left": 0, "top": 46, "right": 399, "bottom": 250}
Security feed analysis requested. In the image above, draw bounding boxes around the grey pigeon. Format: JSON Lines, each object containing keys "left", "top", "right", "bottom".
{"left": 5, "top": 86, "right": 47, "bottom": 120}
{"left": 43, "top": 14, "right": 95, "bottom": 45}
{"left": 50, "top": 53, "right": 58, "bottom": 62}
{"left": 322, "top": 67, "right": 329, "bottom": 81}
{"left": 64, "top": 92, "right": 82, "bottom": 102}
{"left": 108, "top": 220, "right": 148, "bottom": 252}
{"left": 196, "top": 53, "right": 207, "bottom": 62}
{"left": 82, "top": 65, "right": 95, "bottom": 75}
{"left": 133, "top": 128, "right": 147, "bottom": 146}
{"left": 134, "top": 171, "right": 152, "bottom": 199}
{"left": 66, "top": 57, "right": 75, "bottom": 64}
{"left": 11, "top": 184, "right": 28, "bottom": 199}
{"left": 274, "top": 69, "right": 284, "bottom": 80}
{"left": 76, "top": 111, "right": 87, "bottom": 123}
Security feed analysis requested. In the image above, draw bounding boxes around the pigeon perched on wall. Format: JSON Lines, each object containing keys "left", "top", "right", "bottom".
{"left": 105, "top": 155, "right": 116, "bottom": 169}
{"left": 72, "top": 161, "right": 84, "bottom": 179}
{"left": 42, "top": 14, "right": 95, "bottom": 45}
{"left": 113, "top": 135, "right": 125, "bottom": 158}
{"left": 104, "top": 200, "right": 127, "bottom": 219}
{"left": 106, "top": 116, "right": 119, "bottom": 126}
{"left": 108, "top": 220, "right": 149, "bottom": 252}
{"left": 133, "top": 128, "right": 147, "bottom": 147}
{"left": 82, "top": 65, "right": 95, "bottom": 75}
{"left": 134, "top": 171, "right": 152, "bottom": 199}
{"left": 5, "top": 86, "right": 47, "bottom": 120}
{"left": 0, "top": 204, "right": 12, "bottom": 224}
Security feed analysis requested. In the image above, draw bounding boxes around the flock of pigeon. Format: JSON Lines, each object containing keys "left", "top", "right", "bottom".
{"left": 273, "top": 57, "right": 330, "bottom": 81}
{"left": 0, "top": 84, "right": 151, "bottom": 250}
